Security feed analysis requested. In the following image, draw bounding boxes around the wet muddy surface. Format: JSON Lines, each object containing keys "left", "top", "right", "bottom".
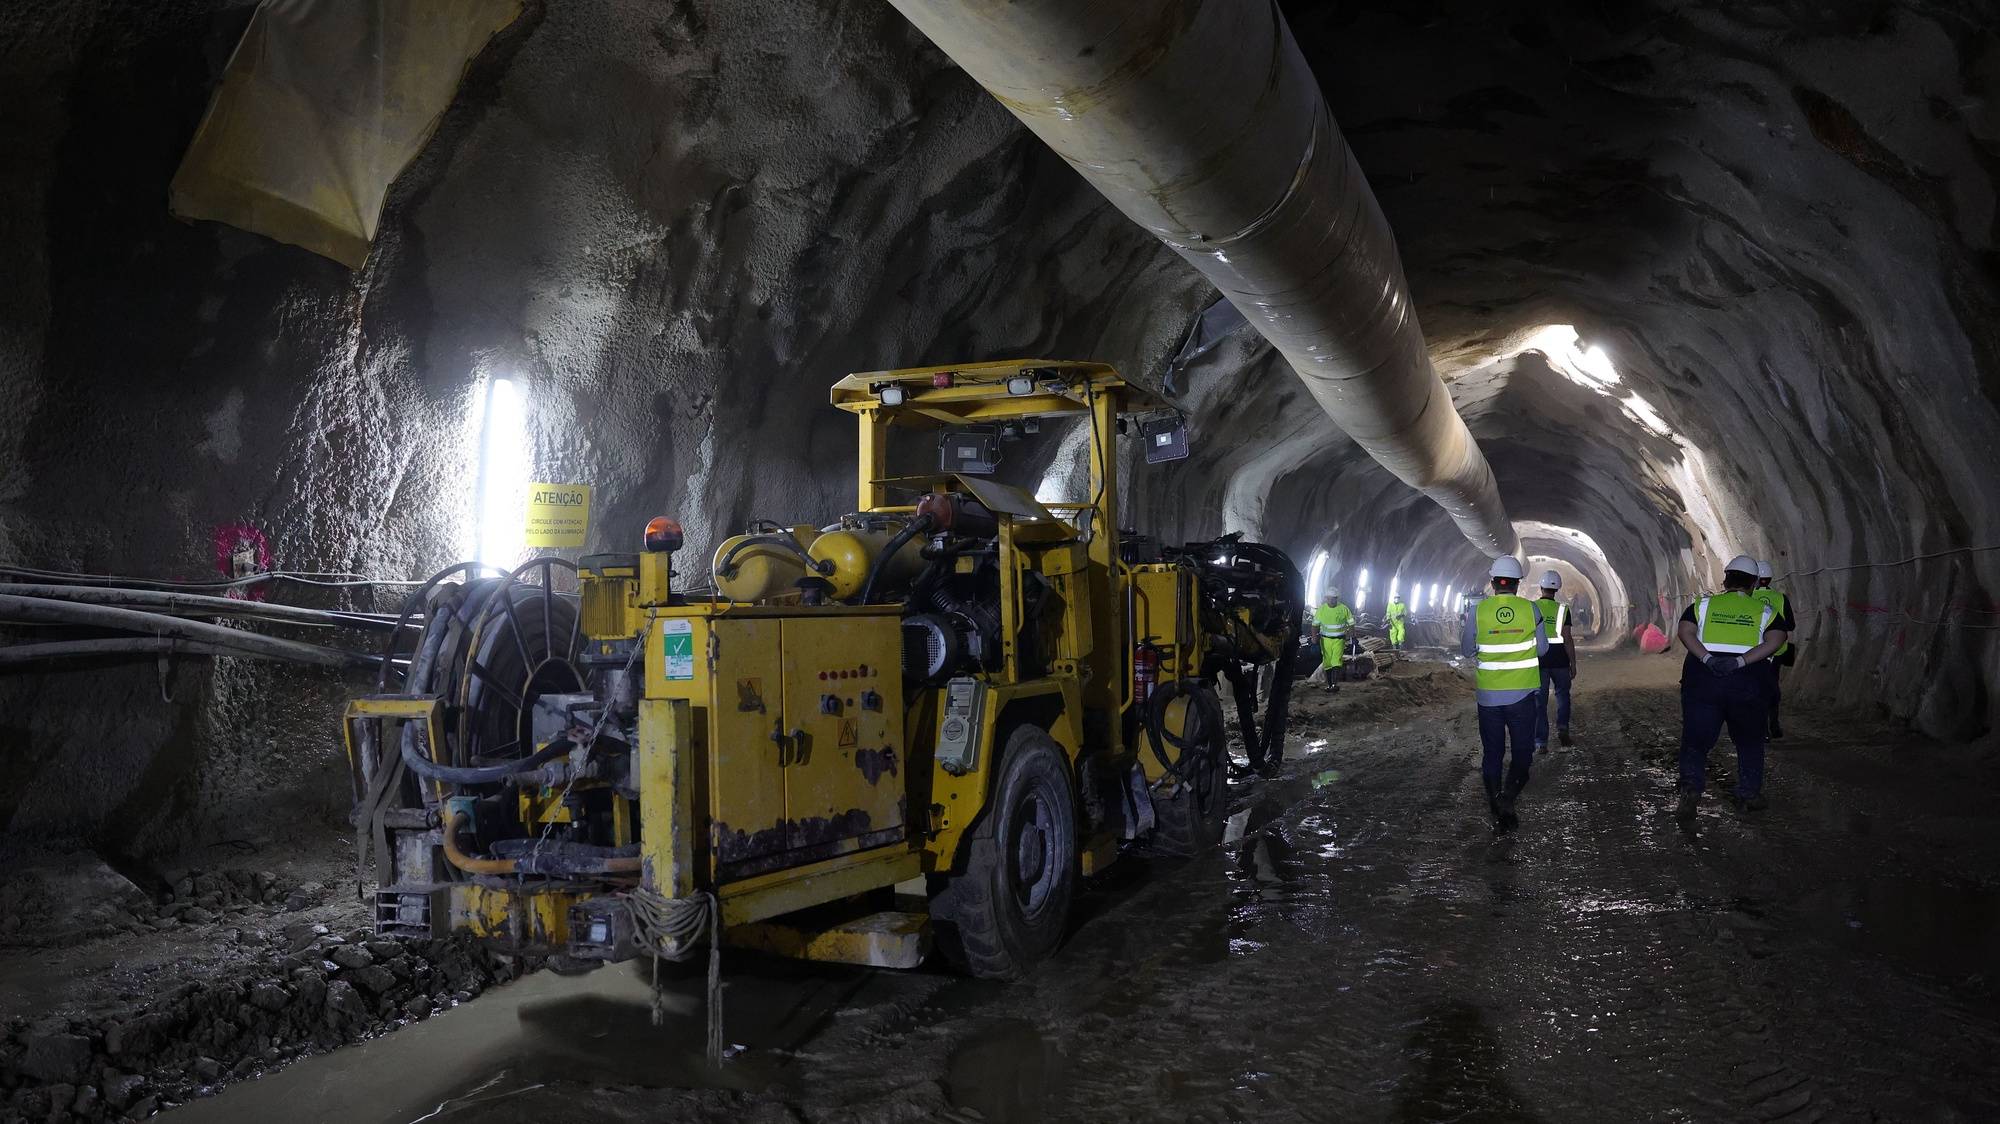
{"left": 11, "top": 651, "right": 2000, "bottom": 1122}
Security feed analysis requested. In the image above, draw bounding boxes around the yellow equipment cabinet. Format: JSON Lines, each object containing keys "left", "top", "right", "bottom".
{"left": 345, "top": 360, "right": 1282, "bottom": 982}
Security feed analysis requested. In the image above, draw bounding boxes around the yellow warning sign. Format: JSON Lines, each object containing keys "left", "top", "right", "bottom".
{"left": 524, "top": 483, "right": 591, "bottom": 548}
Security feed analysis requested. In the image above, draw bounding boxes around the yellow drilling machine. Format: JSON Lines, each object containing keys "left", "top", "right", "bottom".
{"left": 343, "top": 360, "right": 1300, "bottom": 979}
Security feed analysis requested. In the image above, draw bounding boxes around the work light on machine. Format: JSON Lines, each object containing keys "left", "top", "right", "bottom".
{"left": 874, "top": 383, "right": 906, "bottom": 407}
{"left": 1005, "top": 374, "right": 1034, "bottom": 396}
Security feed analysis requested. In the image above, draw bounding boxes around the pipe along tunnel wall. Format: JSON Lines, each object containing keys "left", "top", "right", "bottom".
{"left": 1, "top": 0, "right": 1997, "bottom": 869}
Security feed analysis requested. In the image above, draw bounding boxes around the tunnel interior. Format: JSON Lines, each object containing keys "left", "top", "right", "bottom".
{"left": 3, "top": 0, "right": 1996, "bottom": 883}
{"left": 2, "top": 0, "right": 1999, "bottom": 1118}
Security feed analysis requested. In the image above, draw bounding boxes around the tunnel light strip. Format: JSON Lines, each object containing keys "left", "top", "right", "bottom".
{"left": 1305, "top": 549, "right": 1329, "bottom": 604}
{"left": 475, "top": 376, "right": 530, "bottom": 570}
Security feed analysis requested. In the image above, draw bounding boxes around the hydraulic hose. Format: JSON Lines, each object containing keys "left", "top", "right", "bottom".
{"left": 1234, "top": 541, "right": 1303, "bottom": 763}
{"left": 0, "top": 637, "right": 338, "bottom": 666}
{"left": 1142, "top": 678, "right": 1226, "bottom": 781}
{"left": 0, "top": 582, "right": 403, "bottom": 630}
{"left": 400, "top": 734, "right": 574, "bottom": 787}
{"left": 714, "top": 533, "right": 830, "bottom": 579}
{"left": 857, "top": 514, "right": 935, "bottom": 604}
{"left": 441, "top": 813, "right": 644, "bottom": 876}
{"left": 0, "top": 594, "right": 373, "bottom": 668}
{"left": 441, "top": 813, "right": 519, "bottom": 875}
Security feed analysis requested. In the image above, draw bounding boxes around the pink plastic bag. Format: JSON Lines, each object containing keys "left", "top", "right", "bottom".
{"left": 1633, "top": 623, "right": 1670, "bottom": 654}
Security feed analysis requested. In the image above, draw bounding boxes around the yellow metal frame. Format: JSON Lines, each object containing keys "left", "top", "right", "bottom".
{"left": 341, "top": 694, "right": 445, "bottom": 804}
{"left": 370, "top": 359, "right": 1195, "bottom": 972}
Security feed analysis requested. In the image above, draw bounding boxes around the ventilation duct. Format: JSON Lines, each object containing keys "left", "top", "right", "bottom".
{"left": 888, "top": 0, "right": 1516, "bottom": 556}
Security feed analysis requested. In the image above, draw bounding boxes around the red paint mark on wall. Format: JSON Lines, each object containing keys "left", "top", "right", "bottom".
{"left": 213, "top": 522, "right": 270, "bottom": 601}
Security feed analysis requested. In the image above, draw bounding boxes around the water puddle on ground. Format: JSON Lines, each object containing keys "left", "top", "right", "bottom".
{"left": 1798, "top": 877, "right": 2000, "bottom": 990}
{"left": 170, "top": 956, "right": 889, "bottom": 1123}
{"left": 943, "top": 1016, "right": 1066, "bottom": 1122}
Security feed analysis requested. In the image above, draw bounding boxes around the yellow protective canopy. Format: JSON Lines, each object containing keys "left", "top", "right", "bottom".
{"left": 169, "top": 0, "right": 524, "bottom": 268}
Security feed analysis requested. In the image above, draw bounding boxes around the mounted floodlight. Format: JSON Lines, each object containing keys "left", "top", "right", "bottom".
{"left": 877, "top": 383, "right": 906, "bottom": 407}
{"left": 1141, "top": 415, "right": 1189, "bottom": 463}
{"left": 1430, "top": 582, "right": 1441, "bottom": 607}
{"left": 1006, "top": 374, "right": 1034, "bottom": 396}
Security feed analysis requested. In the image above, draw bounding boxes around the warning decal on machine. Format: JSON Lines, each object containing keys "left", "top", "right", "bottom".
{"left": 524, "top": 483, "right": 591, "bottom": 548}
{"left": 662, "top": 619, "right": 695, "bottom": 681}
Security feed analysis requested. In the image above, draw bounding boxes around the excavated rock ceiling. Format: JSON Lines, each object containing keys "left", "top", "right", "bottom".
{"left": 0, "top": 0, "right": 1996, "bottom": 854}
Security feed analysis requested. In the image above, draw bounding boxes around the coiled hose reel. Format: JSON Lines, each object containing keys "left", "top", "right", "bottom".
{"left": 1142, "top": 677, "right": 1226, "bottom": 806}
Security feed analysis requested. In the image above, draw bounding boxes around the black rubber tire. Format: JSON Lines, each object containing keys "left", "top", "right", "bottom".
{"left": 928, "top": 725, "right": 1079, "bottom": 979}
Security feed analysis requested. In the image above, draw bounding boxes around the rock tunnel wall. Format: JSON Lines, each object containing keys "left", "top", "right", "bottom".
{"left": 1, "top": 0, "right": 1996, "bottom": 861}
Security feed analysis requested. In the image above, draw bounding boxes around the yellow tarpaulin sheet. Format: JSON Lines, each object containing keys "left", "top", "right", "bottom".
{"left": 170, "top": 0, "right": 523, "bottom": 268}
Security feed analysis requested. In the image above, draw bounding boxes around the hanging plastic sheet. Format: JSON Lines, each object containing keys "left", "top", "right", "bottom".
{"left": 169, "top": 0, "right": 524, "bottom": 268}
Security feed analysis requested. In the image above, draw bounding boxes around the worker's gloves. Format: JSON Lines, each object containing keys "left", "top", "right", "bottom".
{"left": 1705, "top": 654, "right": 1743, "bottom": 677}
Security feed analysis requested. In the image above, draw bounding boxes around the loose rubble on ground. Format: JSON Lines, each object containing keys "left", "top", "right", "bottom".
{"left": 0, "top": 865, "right": 517, "bottom": 1123}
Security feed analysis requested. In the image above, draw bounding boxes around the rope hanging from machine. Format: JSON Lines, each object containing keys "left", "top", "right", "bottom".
{"left": 625, "top": 886, "right": 725, "bottom": 1066}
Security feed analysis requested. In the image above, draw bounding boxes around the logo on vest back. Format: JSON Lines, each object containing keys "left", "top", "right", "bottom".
{"left": 1496, "top": 606, "right": 1515, "bottom": 624}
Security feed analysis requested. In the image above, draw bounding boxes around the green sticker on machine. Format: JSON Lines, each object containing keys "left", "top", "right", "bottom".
{"left": 662, "top": 620, "right": 695, "bottom": 681}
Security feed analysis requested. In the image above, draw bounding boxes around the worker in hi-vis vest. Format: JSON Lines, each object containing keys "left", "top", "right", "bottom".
{"left": 1385, "top": 594, "right": 1409, "bottom": 649}
{"left": 1676, "top": 554, "right": 1790, "bottom": 818}
{"left": 1461, "top": 557, "right": 1548, "bottom": 832}
{"left": 1752, "top": 559, "right": 1796, "bottom": 740}
{"left": 1313, "top": 591, "right": 1355, "bottom": 692}
{"left": 1533, "top": 570, "right": 1577, "bottom": 750}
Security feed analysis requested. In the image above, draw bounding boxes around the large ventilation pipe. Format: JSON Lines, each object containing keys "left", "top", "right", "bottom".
{"left": 889, "top": 0, "right": 1516, "bottom": 557}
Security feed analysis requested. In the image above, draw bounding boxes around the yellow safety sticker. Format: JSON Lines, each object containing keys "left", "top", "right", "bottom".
{"left": 524, "top": 483, "right": 591, "bottom": 547}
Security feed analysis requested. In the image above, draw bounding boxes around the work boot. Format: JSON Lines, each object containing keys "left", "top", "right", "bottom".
{"left": 1675, "top": 787, "right": 1700, "bottom": 820}
{"left": 1498, "top": 778, "right": 1526, "bottom": 832}
{"left": 1768, "top": 718, "right": 1784, "bottom": 740}
{"left": 1733, "top": 793, "right": 1769, "bottom": 813}
{"left": 1558, "top": 727, "right": 1573, "bottom": 747}
{"left": 1482, "top": 776, "right": 1504, "bottom": 819}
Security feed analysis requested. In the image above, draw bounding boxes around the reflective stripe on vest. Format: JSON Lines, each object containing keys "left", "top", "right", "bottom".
{"left": 1314, "top": 604, "right": 1352, "bottom": 639}
{"left": 1752, "top": 588, "right": 1790, "bottom": 656}
{"left": 1475, "top": 594, "right": 1543, "bottom": 691}
{"left": 1696, "top": 592, "right": 1773, "bottom": 654}
{"left": 1538, "top": 598, "right": 1567, "bottom": 645}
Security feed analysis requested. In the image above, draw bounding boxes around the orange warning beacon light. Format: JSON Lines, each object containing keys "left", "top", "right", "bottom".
{"left": 643, "top": 516, "right": 684, "bottom": 553}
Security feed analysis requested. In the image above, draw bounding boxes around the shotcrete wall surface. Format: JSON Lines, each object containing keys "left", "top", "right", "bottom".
{"left": 2, "top": 0, "right": 1998, "bottom": 864}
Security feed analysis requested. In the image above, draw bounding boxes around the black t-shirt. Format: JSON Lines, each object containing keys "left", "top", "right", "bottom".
{"left": 1678, "top": 594, "right": 1794, "bottom": 681}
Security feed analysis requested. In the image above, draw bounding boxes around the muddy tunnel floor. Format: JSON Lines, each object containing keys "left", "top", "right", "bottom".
{"left": 9, "top": 653, "right": 2000, "bottom": 1123}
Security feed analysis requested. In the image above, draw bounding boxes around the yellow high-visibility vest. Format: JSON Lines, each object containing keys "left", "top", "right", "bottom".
{"left": 1475, "top": 595, "right": 1541, "bottom": 692}
{"left": 1537, "top": 597, "right": 1567, "bottom": 645}
{"left": 1696, "top": 592, "right": 1773, "bottom": 654}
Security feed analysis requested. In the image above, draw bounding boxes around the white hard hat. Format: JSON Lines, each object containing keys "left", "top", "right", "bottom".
{"left": 1539, "top": 569, "right": 1562, "bottom": 590}
{"left": 1756, "top": 560, "right": 1773, "bottom": 580}
{"left": 1489, "top": 556, "right": 1524, "bottom": 580}
{"left": 1724, "top": 554, "right": 1759, "bottom": 577}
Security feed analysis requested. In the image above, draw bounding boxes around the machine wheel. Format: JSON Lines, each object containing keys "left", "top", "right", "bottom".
{"left": 929, "top": 725, "right": 1078, "bottom": 979}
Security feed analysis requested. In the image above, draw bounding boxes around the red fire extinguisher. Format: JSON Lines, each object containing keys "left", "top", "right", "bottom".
{"left": 1132, "top": 645, "right": 1159, "bottom": 704}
